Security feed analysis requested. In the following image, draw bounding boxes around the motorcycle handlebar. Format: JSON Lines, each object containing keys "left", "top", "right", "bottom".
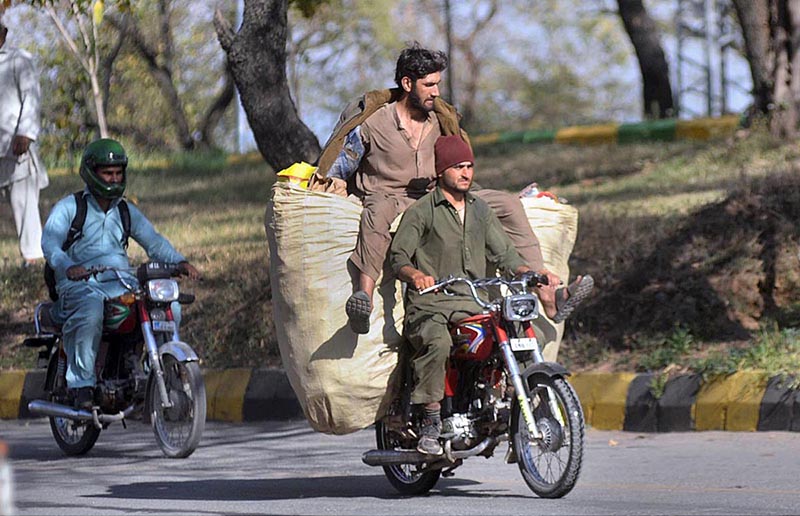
{"left": 417, "top": 271, "right": 549, "bottom": 308}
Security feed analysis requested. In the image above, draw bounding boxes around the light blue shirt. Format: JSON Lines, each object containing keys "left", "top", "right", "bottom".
{"left": 42, "top": 189, "right": 186, "bottom": 299}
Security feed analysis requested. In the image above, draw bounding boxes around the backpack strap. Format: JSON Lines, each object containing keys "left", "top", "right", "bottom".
{"left": 117, "top": 199, "right": 131, "bottom": 250}
{"left": 62, "top": 191, "right": 88, "bottom": 251}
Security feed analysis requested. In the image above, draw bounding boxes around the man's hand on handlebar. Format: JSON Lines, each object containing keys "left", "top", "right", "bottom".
{"left": 66, "top": 265, "right": 90, "bottom": 281}
{"left": 410, "top": 271, "right": 436, "bottom": 293}
{"left": 178, "top": 261, "right": 202, "bottom": 281}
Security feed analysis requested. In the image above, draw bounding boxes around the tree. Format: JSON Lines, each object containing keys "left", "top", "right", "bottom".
{"left": 616, "top": 0, "right": 674, "bottom": 118}
{"left": 733, "top": 0, "right": 800, "bottom": 138}
{"left": 106, "top": 2, "right": 234, "bottom": 150}
{"left": 214, "top": 0, "right": 320, "bottom": 171}
{"left": 415, "top": 0, "right": 500, "bottom": 128}
{"left": 39, "top": 0, "right": 120, "bottom": 137}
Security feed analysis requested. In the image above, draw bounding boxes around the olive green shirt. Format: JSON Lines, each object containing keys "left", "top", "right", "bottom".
{"left": 390, "top": 186, "right": 525, "bottom": 315}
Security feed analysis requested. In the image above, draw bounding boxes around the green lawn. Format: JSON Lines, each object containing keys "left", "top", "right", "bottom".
{"left": 2, "top": 130, "right": 799, "bottom": 381}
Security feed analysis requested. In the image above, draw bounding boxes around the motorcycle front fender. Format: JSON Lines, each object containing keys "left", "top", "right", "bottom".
{"left": 143, "top": 341, "right": 200, "bottom": 424}
{"left": 520, "top": 361, "right": 570, "bottom": 388}
{"left": 159, "top": 340, "right": 200, "bottom": 363}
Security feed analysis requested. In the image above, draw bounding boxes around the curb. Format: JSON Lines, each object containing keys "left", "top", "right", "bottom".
{"left": 471, "top": 115, "right": 742, "bottom": 147}
{"left": 1, "top": 369, "right": 798, "bottom": 431}
{"left": 0, "top": 368, "right": 303, "bottom": 423}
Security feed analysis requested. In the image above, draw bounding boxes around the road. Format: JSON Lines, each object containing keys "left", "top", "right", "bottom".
{"left": 1, "top": 418, "right": 799, "bottom": 515}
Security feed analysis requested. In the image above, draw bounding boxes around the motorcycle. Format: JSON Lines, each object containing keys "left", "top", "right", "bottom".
{"left": 23, "top": 262, "right": 206, "bottom": 458}
{"left": 362, "top": 272, "right": 585, "bottom": 497}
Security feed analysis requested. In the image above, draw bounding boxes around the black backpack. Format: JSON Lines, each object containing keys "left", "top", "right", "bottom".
{"left": 44, "top": 192, "right": 131, "bottom": 301}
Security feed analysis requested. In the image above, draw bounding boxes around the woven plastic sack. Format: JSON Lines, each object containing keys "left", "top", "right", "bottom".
{"left": 520, "top": 195, "right": 579, "bottom": 361}
{"left": 265, "top": 182, "right": 403, "bottom": 434}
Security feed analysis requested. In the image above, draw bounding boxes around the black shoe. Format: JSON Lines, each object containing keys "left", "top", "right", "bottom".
{"left": 552, "top": 275, "right": 594, "bottom": 323}
{"left": 345, "top": 290, "right": 372, "bottom": 334}
{"left": 71, "top": 387, "right": 95, "bottom": 411}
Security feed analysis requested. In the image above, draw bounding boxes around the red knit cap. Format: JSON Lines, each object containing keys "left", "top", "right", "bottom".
{"left": 434, "top": 135, "right": 474, "bottom": 175}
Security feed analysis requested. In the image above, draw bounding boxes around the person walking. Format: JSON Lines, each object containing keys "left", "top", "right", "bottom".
{"left": 0, "top": 18, "right": 49, "bottom": 266}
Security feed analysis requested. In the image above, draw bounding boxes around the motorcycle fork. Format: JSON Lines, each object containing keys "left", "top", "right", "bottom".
{"left": 520, "top": 324, "right": 566, "bottom": 428}
{"left": 494, "top": 320, "right": 542, "bottom": 440}
{"left": 138, "top": 302, "right": 173, "bottom": 409}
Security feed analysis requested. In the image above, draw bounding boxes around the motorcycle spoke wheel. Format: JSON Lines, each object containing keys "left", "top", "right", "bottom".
{"left": 149, "top": 356, "right": 206, "bottom": 458}
{"left": 375, "top": 420, "right": 441, "bottom": 495}
{"left": 513, "top": 377, "right": 585, "bottom": 498}
{"left": 47, "top": 353, "right": 100, "bottom": 456}
{"left": 49, "top": 415, "right": 100, "bottom": 456}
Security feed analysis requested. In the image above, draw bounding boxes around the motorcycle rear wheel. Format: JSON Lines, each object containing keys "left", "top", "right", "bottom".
{"left": 512, "top": 376, "right": 584, "bottom": 498}
{"left": 46, "top": 354, "right": 100, "bottom": 456}
{"left": 375, "top": 420, "right": 441, "bottom": 495}
{"left": 149, "top": 355, "right": 206, "bottom": 458}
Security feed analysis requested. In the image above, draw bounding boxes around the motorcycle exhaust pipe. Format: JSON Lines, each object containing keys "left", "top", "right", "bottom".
{"left": 27, "top": 400, "right": 133, "bottom": 424}
{"left": 28, "top": 400, "right": 93, "bottom": 421}
{"left": 362, "top": 449, "right": 430, "bottom": 467}
{"left": 362, "top": 434, "right": 509, "bottom": 467}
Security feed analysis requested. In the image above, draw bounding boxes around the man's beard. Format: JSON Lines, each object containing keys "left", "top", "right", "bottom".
{"left": 409, "top": 87, "right": 434, "bottom": 113}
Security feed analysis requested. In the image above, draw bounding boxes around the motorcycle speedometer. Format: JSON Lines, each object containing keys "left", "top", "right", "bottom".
{"left": 147, "top": 279, "right": 180, "bottom": 302}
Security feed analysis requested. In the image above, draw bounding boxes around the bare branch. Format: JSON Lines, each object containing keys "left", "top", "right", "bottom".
{"left": 214, "top": 8, "right": 235, "bottom": 54}
{"left": 45, "top": 6, "right": 91, "bottom": 73}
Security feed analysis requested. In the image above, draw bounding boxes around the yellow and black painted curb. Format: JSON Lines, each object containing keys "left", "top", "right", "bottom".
{"left": 571, "top": 371, "right": 799, "bottom": 432}
{"left": 0, "top": 368, "right": 302, "bottom": 423}
{"left": 1, "top": 369, "right": 797, "bottom": 431}
{"left": 471, "top": 115, "right": 742, "bottom": 147}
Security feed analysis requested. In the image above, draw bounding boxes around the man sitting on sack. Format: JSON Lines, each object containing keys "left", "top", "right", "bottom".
{"left": 312, "top": 42, "right": 590, "bottom": 335}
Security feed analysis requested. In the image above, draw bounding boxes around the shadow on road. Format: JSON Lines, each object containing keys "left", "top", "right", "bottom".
{"left": 92, "top": 475, "right": 532, "bottom": 500}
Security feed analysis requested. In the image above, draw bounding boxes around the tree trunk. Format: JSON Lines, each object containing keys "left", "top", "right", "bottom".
{"left": 768, "top": 0, "right": 800, "bottom": 138}
{"left": 617, "top": 0, "right": 674, "bottom": 119}
{"left": 732, "top": 0, "right": 772, "bottom": 114}
{"left": 214, "top": 0, "right": 320, "bottom": 170}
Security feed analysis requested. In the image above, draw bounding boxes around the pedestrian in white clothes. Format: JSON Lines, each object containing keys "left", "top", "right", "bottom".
{"left": 0, "top": 18, "right": 49, "bottom": 265}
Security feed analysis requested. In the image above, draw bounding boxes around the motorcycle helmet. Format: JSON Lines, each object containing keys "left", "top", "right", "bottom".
{"left": 79, "top": 138, "right": 128, "bottom": 199}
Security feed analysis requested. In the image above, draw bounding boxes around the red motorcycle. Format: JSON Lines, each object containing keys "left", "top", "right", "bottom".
{"left": 24, "top": 262, "right": 206, "bottom": 458}
{"left": 363, "top": 272, "right": 585, "bottom": 497}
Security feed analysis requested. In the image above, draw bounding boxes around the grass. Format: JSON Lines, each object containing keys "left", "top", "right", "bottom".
{"left": 2, "top": 129, "right": 800, "bottom": 382}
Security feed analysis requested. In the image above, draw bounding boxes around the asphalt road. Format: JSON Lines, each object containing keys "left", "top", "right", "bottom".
{"left": 1, "top": 418, "right": 799, "bottom": 516}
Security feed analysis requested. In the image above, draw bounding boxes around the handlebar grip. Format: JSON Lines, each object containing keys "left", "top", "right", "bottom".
{"left": 418, "top": 284, "right": 439, "bottom": 295}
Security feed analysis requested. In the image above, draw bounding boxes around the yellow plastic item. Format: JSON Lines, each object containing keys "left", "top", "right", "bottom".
{"left": 276, "top": 162, "right": 317, "bottom": 189}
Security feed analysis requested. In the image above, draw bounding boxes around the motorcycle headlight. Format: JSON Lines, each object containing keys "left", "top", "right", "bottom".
{"left": 147, "top": 279, "right": 180, "bottom": 303}
{"left": 503, "top": 293, "right": 539, "bottom": 321}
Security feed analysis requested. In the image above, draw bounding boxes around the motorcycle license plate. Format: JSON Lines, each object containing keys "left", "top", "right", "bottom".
{"left": 509, "top": 337, "right": 537, "bottom": 352}
{"left": 152, "top": 320, "right": 176, "bottom": 333}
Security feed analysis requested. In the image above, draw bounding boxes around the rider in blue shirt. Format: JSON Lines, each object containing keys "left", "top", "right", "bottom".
{"left": 41, "top": 138, "right": 200, "bottom": 410}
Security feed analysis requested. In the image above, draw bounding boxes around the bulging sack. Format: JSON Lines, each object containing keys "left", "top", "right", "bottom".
{"left": 265, "top": 183, "right": 403, "bottom": 434}
{"left": 520, "top": 195, "right": 579, "bottom": 361}
{"left": 265, "top": 182, "right": 579, "bottom": 434}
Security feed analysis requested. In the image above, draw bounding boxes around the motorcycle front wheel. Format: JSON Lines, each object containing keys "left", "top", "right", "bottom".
{"left": 46, "top": 353, "right": 100, "bottom": 456}
{"left": 375, "top": 420, "right": 441, "bottom": 495}
{"left": 149, "top": 355, "right": 206, "bottom": 458}
{"left": 512, "top": 376, "right": 585, "bottom": 498}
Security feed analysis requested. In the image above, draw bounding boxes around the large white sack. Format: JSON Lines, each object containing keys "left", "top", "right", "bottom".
{"left": 521, "top": 196, "right": 579, "bottom": 361}
{"left": 266, "top": 183, "right": 579, "bottom": 434}
{"left": 265, "top": 182, "right": 402, "bottom": 434}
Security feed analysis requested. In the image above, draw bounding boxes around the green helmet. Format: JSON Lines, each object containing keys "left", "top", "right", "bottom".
{"left": 79, "top": 138, "right": 128, "bottom": 199}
